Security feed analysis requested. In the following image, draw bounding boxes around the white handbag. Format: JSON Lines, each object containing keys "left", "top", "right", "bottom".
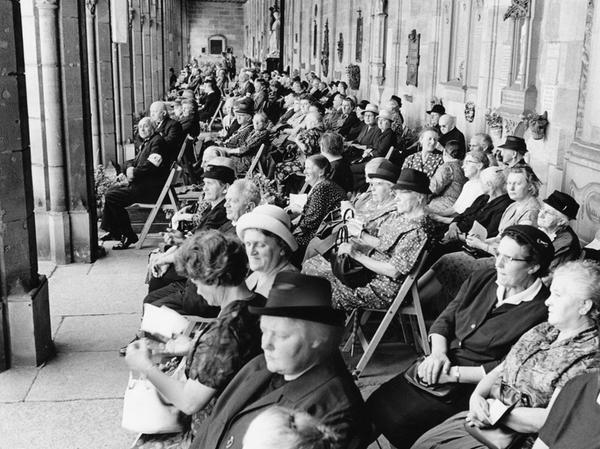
{"left": 121, "top": 370, "right": 185, "bottom": 434}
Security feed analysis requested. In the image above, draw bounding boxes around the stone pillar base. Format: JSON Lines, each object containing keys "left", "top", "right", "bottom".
{"left": 7, "top": 275, "right": 55, "bottom": 366}
{"left": 48, "top": 211, "right": 72, "bottom": 264}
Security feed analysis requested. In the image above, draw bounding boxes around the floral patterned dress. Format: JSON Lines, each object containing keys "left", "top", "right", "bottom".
{"left": 402, "top": 151, "right": 444, "bottom": 178}
{"left": 412, "top": 323, "right": 600, "bottom": 449}
{"left": 132, "top": 294, "right": 266, "bottom": 449}
{"left": 303, "top": 213, "right": 434, "bottom": 310}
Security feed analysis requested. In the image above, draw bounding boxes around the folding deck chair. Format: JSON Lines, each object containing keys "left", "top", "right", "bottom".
{"left": 133, "top": 137, "right": 189, "bottom": 249}
{"left": 244, "top": 143, "right": 266, "bottom": 178}
{"left": 342, "top": 249, "right": 430, "bottom": 378}
{"left": 207, "top": 99, "right": 224, "bottom": 131}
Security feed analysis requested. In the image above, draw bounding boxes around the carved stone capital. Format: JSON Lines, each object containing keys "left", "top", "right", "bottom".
{"left": 503, "top": 0, "right": 531, "bottom": 20}
{"left": 86, "top": 0, "right": 97, "bottom": 15}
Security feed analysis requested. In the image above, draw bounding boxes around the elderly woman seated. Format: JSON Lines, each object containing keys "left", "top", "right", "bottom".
{"left": 366, "top": 225, "right": 554, "bottom": 449}
{"left": 236, "top": 205, "right": 299, "bottom": 297}
{"left": 431, "top": 150, "right": 489, "bottom": 224}
{"left": 419, "top": 164, "right": 542, "bottom": 306}
{"left": 145, "top": 178, "right": 261, "bottom": 312}
{"left": 303, "top": 169, "right": 434, "bottom": 311}
{"left": 402, "top": 127, "right": 444, "bottom": 179}
{"left": 427, "top": 140, "right": 467, "bottom": 215}
{"left": 287, "top": 154, "right": 346, "bottom": 258}
{"left": 209, "top": 112, "right": 269, "bottom": 176}
{"left": 189, "top": 272, "right": 371, "bottom": 449}
{"left": 302, "top": 159, "right": 399, "bottom": 262}
{"left": 125, "top": 230, "right": 266, "bottom": 448}
{"left": 411, "top": 259, "right": 600, "bottom": 449}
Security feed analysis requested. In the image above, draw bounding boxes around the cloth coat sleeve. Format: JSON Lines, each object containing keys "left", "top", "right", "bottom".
{"left": 429, "top": 273, "right": 477, "bottom": 340}
{"left": 133, "top": 138, "right": 168, "bottom": 179}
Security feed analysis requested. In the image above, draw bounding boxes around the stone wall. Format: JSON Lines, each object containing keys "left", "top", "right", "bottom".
{"left": 243, "top": 0, "right": 600, "bottom": 241}
{"left": 188, "top": 1, "right": 245, "bottom": 64}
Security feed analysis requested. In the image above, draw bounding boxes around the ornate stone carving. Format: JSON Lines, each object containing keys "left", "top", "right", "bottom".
{"left": 503, "top": 0, "right": 531, "bottom": 20}
{"left": 337, "top": 33, "right": 344, "bottom": 63}
{"left": 576, "top": 0, "right": 595, "bottom": 139}
{"left": 321, "top": 20, "right": 330, "bottom": 77}
{"left": 526, "top": 111, "right": 548, "bottom": 140}
{"left": 405, "top": 29, "right": 420, "bottom": 87}
{"left": 36, "top": 0, "right": 58, "bottom": 9}
{"left": 128, "top": 8, "right": 136, "bottom": 29}
{"left": 464, "top": 101, "right": 475, "bottom": 123}
{"left": 86, "top": 0, "right": 97, "bottom": 15}
{"left": 568, "top": 181, "right": 600, "bottom": 223}
{"left": 355, "top": 10, "right": 363, "bottom": 62}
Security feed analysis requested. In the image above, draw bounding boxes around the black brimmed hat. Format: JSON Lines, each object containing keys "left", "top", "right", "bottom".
{"left": 426, "top": 104, "right": 446, "bottom": 115}
{"left": 249, "top": 272, "right": 345, "bottom": 327}
{"left": 392, "top": 168, "right": 431, "bottom": 194}
{"left": 203, "top": 165, "right": 235, "bottom": 185}
{"left": 543, "top": 190, "right": 580, "bottom": 220}
{"left": 368, "top": 160, "right": 400, "bottom": 184}
{"left": 498, "top": 136, "right": 527, "bottom": 155}
{"left": 502, "top": 225, "right": 554, "bottom": 274}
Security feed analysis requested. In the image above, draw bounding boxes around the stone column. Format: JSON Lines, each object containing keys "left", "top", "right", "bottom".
{"left": 36, "top": 0, "right": 71, "bottom": 264}
{"left": 369, "top": 0, "right": 387, "bottom": 100}
{"left": 0, "top": 0, "right": 53, "bottom": 370}
{"left": 86, "top": 0, "right": 102, "bottom": 166}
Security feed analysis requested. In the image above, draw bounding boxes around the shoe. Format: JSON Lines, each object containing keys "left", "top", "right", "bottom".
{"left": 113, "top": 234, "right": 139, "bottom": 250}
{"left": 99, "top": 232, "right": 119, "bottom": 242}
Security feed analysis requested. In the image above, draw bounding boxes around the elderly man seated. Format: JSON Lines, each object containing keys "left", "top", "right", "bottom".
{"left": 149, "top": 101, "right": 184, "bottom": 160}
{"left": 190, "top": 271, "right": 371, "bottom": 449}
{"left": 437, "top": 114, "right": 466, "bottom": 153}
{"left": 100, "top": 117, "right": 170, "bottom": 249}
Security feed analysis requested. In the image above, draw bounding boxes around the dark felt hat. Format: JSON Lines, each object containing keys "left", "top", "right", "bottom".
{"left": 368, "top": 160, "right": 400, "bottom": 184}
{"left": 392, "top": 168, "right": 431, "bottom": 194}
{"left": 502, "top": 225, "right": 554, "bottom": 273}
{"left": 498, "top": 135, "right": 527, "bottom": 155}
{"left": 203, "top": 165, "right": 235, "bottom": 185}
{"left": 249, "top": 271, "right": 345, "bottom": 327}
{"left": 390, "top": 95, "right": 403, "bottom": 107}
{"left": 426, "top": 104, "right": 446, "bottom": 115}
{"left": 543, "top": 190, "right": 580, "bottom": 220}
{"left": 234, "top": 97, "right": 254, "bottom": 114}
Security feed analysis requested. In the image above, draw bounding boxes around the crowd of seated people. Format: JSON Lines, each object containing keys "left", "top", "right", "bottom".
{"left": 100, "top": 61, "right": 600, "bottom": 449}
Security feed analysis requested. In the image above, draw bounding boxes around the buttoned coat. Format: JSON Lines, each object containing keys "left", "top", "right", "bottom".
{"left": 191, "top": 353, "right": 371, "bottom": 449}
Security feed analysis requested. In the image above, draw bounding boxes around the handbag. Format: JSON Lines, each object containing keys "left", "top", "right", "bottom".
{"left": 330, "top": 225, "right": 374, "bottom": 289}
{"left": 315, "top": 208, "right": 355, "bottom": 240}
{"left": 403, "top": 356, "right": 457, "bottom": 399}
{"left": 122, "top": 361, "right": 187, "bottom": 434}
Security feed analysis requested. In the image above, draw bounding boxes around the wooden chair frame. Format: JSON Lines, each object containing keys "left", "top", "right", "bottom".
{"left": 341, "top": 249, "right": 430, "bottom": 378}
{"left": 244, "top": 143, "right": 266, "bottom": 178}
{"left": 207, "top": 100, "right": 224, "bottom": 131}
{"left": 133, "top": 137, "right": 188, "bottom": 249}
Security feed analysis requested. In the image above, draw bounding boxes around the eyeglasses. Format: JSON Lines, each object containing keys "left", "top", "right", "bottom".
{"left": 495, "top": 252, "right": 530, "bottom": 263}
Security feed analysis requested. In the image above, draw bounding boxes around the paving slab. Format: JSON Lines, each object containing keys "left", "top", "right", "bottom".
{"left": 53, "top": 314, "right": 140, "bottom": 352}
{"left": 0, "top": 367, "right": 38, "bottom": 403}
{"left": 0, "top": 399, "right": 132, "bottom": 449}
{"left": 50, "top": 263, "right": 93, "bottom": 282}
{"left": 26, "top": 352, "right": 129, "bottom": 401}
{"left": 49, "top": 274, "right": 146, "bottom": 316}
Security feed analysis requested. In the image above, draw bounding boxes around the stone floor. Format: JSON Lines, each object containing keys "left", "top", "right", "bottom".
{"left": 0, "top": 235, "right": 415, "bottom": 449}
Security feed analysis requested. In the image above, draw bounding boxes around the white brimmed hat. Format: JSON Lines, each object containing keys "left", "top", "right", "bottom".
{"left": 236, "top": 205, "right": 298, "bottom": 252}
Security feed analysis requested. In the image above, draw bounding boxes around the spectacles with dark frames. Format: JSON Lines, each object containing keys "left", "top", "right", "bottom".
{"left": 495, "top": 252, "right": 530, "bottom": 263}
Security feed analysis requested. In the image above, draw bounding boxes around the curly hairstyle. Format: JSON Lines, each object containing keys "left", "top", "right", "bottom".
{"left": 174, "top": 230, "right": 248, "bottom": 286}
{"left": 242, "top": 406, "right": 338, "bottom": 449}
{"left": 553, "top": 259, "right": 600, "bottom": 338}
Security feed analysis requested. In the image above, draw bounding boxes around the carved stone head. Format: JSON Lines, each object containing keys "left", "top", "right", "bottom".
{"left": 528, "top": 111, "right": 548, "bottom": 140}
